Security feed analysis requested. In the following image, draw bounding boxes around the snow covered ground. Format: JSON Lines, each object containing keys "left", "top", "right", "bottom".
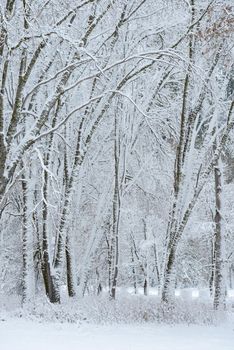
{"left": 0, "top": 318, "right": 234, "bottom": 350}
{"left": 0, "top": 289, "right": 234, "bottom": 349}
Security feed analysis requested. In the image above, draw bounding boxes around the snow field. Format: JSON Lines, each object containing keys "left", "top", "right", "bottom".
{"left": 0, "top": 319, "right": 234, "bottom": 350}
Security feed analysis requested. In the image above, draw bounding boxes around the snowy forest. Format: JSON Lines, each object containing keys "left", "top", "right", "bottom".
{"left": 0, "top": 0, "right": 234, "bottom": 339}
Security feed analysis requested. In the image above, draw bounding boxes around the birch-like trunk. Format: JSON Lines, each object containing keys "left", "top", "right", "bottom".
{"left": 213, "top": 158, "right": 226, "bottom": 310}
{"left": 21, "top": 170, "right": 35, "bottom": 303}
{"left": 110, "top": 113, "right": 121, "bottom": 299}
{"left": 143, "top": 219, "right": 149, "bottom": 296}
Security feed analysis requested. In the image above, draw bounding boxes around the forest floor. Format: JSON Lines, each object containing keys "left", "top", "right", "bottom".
{"left": 0, "top": 289, "right": 234, "bottom": 349}
{"left": 0, "top": 317, "right": 234, "bottom": 350}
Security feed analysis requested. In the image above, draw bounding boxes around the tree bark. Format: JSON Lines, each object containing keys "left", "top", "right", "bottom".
{"left": 110, "top": 113, "right": 120, "bottom": 299}
{"left": 21, "top": 170, "right": 35, "bottom": 303}
{"left": 66, "top": 234, "right": 76, "bottom": 297}
{"left": 161, "top": 245, "right": 176, "bottom": 303}
{"left": 213, "top": 158, "right": 226, "bottom": 310}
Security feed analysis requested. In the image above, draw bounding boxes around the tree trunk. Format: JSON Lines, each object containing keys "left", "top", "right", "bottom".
{"left": 40, "top": 110, "right": 60, "bottom": 303}
{"left": 161, "top": 245, "right": 176, "bottom": 303}
{"left": 143, "top": 219, "right": 149, "bottom": 296}
{"left": 131, "top": 247, "right": 137, "bottom": 294}
{"left": 209, "top": 236, "right": 215, "bottom": 296}
{"left": 21, "top": 171, "right": 35, "bottom": 303}
{"left": 66, "top": 234, "right": 76, "bottom": 297}
{"left": 110, "top": 113, "right": 120, "bottom": 300}
{"left": 41, "top": 168, "right": 59, "bottom": 303}
{"left": 213, "top": 158, "right": 226, "bottom": 310}
{"left": 143, "top": 278, "right": 148, "bottom": 296}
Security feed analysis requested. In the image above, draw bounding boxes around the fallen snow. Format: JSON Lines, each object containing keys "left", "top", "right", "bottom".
{"left": 0, "top": 319, "right": 234, "bottom": 350}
